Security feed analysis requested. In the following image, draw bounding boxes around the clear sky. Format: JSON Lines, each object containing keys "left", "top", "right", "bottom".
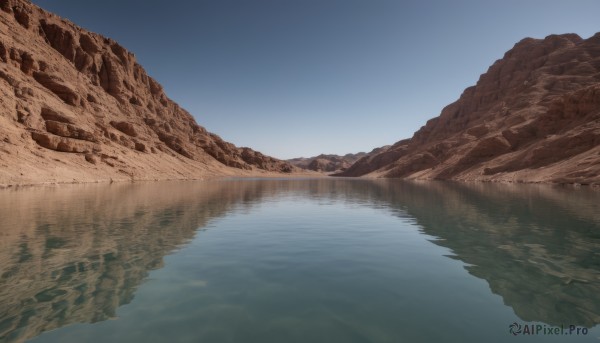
{"left": 31, "top": 0, "right": 600, "bottom": 159}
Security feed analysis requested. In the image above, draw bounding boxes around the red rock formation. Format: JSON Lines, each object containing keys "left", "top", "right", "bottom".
{"left": 339, "top": 33, "right": 600, "bottom": 184}
{"left": 0, "top": 0, "right": 294, "bottom": 185}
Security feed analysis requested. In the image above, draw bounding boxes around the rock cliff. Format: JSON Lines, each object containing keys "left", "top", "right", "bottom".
{"left": 0, "top": 0, "right": 294, "bottom": 186}
{"left": 338, "top": 33, "right": 600, "bottom": 184}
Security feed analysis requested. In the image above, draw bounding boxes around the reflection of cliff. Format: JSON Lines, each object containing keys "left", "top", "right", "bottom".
{"left": 0, "top": 181, "right": 283, "bottom": 343}
{"left": 222, "top": 179, "right": 600, "bottom": 327}
{"left": 1, "top": 180, "right": 599, "bottom": 342}
{"left": 360, "top": 181, "right": 600, "bottom": 328}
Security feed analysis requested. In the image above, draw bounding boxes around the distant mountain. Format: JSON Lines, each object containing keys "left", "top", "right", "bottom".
{"left": 337, "top": 33, "right": 600, "bottom": 185}
{"left": 0, "top": 0, "right": 294, "bottom": 186}
{"left": 288, "top": 147, "right": 389, "bottom": 172}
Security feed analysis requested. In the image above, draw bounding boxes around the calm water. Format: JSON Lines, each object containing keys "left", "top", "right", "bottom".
{"left": 1, "top": 179, "right": 599, "bottom": 343}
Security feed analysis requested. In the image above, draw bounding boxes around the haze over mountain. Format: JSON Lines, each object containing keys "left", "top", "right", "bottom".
{"left": 0, "top": 0, "right": 295, "bottom": 186}
{"left": 338, "top": 33, "right": 600, "bottom": 184}
{"left": 288, "top": 153, "right": 367, "bottom": 173}
{"left": 288, "top": 147, "right": 389, "bottom": 173}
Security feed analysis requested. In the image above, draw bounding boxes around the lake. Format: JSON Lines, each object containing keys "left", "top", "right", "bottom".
{"left": 1, "top": 179, "right": 599, "bottom": 342}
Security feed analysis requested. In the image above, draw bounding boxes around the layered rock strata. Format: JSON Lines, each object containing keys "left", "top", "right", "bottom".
{"left": 0, "top": 0, "right": 294, "bottom": 185}
{"left": 339, "top": 33, "right": 600, "bottom": 184}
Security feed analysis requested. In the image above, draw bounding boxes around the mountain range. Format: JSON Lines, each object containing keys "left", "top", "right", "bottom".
{"left": 1, "top": 0, "right": 599, "bottom": 186}
{"left": 287, "top": 148, "right": 388, "bottom": 173}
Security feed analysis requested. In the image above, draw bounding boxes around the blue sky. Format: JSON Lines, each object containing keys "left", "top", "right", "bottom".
{"left": 32, "top": 0, "right": 600, "bottom": 159}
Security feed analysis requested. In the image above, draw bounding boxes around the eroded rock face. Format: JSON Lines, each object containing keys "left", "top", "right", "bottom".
{"left": 0, "top": 0, "right": 294, "bottom": 185}
{"left": 32, "top": 71, "right": 80, "bottom": 106}
{"left": 109, "top": 121, "right": 137, "bottom": 137}
{"left": 339, "top": 33, "right": 600, "bottom": 184}
{"left": 45, "top": 120, "right": 97, "bottom": 142}
{"left": 30, "top": 131, "right": 99, "bottom": 153}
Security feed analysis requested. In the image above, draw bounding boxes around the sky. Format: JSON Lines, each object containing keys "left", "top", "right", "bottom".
{"left": 31, "top": 0, "right": 600, "bottom": 159}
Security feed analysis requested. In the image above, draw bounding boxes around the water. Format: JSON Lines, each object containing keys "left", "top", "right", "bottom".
{"left": 0, "top": 179, "right": 599, "bottom": 343}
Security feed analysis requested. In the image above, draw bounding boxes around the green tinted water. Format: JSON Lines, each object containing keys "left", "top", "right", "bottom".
{"left": 1, "top": 179, "right": 599, "bottom": 342}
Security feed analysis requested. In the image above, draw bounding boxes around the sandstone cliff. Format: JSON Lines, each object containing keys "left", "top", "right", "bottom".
{"left": 0, "top": 0, "right": 294, "bottom": 186}
{"left": 338, "top": 33, "right": 600, "bottom": 185}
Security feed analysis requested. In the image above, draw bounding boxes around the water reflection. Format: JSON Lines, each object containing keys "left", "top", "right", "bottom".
{"left": 0, "top": 179, "right": 599, "bottom": 342}
{"left": 313, "top": 179, "right": 600, "bottom": 327}
{"left": 0, "top": 181, "right": 273, "bottom": 343}
{"left": 369, "top": 181, "right": 600, "bottom": 328}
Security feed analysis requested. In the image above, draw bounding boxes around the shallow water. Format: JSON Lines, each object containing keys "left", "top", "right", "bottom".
{"left": 1, "top": 179, "right": 599, "bottom": 342}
